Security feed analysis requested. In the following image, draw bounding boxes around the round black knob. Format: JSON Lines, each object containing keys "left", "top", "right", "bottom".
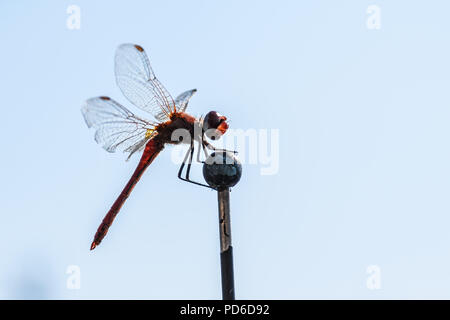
{"left": 203, "top": 151, "right": 242, "bottom": 190}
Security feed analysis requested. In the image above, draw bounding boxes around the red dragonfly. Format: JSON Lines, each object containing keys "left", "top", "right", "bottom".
{"left": 82, "top": 44, "right": 231, "bottom": 250}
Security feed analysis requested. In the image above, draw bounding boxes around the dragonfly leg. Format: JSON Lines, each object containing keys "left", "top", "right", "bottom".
{"left": 196, "top": 139, "right": 206, "bottom": 163}
{"left": 185, "top": 142, "right": 195, "bottom": 180}
{"left": 203, "top": 140, "right": 238, "bottom": 154}
{"left": 178, "top": 143, "right": 214, "bottom": 189}
{"left": 196, "top": 137, "right": 211, "bottom": 164}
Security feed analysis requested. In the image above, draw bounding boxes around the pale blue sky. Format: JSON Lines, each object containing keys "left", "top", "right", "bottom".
{"left": 1, "top": 0, "right": 450, "bottom": 299}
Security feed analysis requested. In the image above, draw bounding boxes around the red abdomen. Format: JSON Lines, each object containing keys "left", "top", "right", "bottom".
{"left": 90, "top": 139, "right": 164, "bottom": 250}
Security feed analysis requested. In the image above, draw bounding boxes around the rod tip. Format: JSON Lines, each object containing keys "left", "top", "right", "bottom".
{"left": 90, "top": 242, "right": 97, "bottom": 250}
{"left": 203, "top": 151, "right": 242, "bottom": 190}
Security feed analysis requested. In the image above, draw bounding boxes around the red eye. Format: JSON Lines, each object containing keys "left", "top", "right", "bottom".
{"left": 203, "top": 111, "right": 228, "bottom": 139}
{"left": 203, "top": 111, "right": 221, "bottom": 130}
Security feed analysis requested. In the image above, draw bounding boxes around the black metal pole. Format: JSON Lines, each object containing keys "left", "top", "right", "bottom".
{"left": 217, "top": 188, "right": 235, "bottom": 300}
{"left": 203, "top": 150, "right": 241, "bottom": 300}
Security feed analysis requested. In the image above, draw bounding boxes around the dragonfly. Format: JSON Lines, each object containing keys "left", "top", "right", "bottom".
{"left": 82, "top": 44, "right": 231, "bottom": 250}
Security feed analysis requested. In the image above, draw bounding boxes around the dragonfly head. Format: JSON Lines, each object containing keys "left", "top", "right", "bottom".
{"left": 202, "top": 111, "right": 228, "bottom": 140}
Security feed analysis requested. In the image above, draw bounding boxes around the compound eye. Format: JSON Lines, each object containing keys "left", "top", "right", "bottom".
{"left": 203, "top": 111, "right": 220, "bottom": 130}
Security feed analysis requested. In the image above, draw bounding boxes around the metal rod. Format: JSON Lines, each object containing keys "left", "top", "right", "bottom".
{"left": 217, "top": 188, "right": 235, "bottom": 300}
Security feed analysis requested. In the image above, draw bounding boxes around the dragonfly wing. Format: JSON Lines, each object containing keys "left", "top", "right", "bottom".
{"left": 81, "top": 96, "right": 156, "bottom": 157}
{"left": 115, "top": 44, "right": 175, "bottom": 122}
{"left": 175, "top": 89, "right": 197, "bottom": 113}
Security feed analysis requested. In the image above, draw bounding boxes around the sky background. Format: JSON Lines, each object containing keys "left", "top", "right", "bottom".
{"left": 1, "top": 0, "right": 450, "bottom": 299}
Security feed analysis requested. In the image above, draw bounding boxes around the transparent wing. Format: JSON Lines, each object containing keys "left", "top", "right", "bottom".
{"left": 81, "top": 96, "right": 157, "bottom": 159}
{"left": 115, "top": 44, "right": 175, "bottom": 122}
{"left": 175, "top": 89, "right": 197, "bottom": 113}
